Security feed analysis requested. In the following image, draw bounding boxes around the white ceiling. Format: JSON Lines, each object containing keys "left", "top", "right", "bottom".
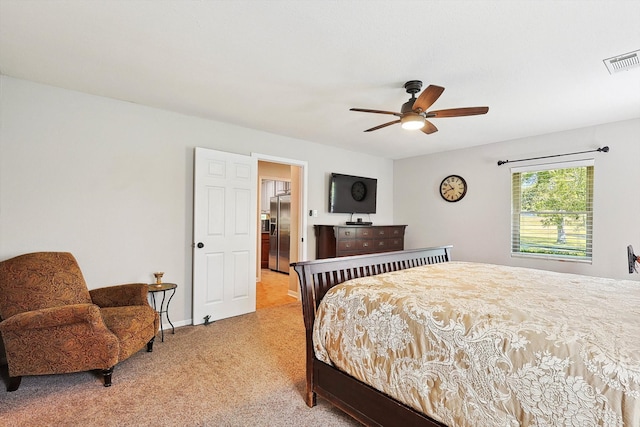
{"left": 1, "top": 1, "right": 639, "bottom": 160}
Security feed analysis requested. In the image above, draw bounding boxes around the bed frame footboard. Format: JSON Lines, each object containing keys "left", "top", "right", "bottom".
{"left": 291, "top": 246, "right": 452, "bottom": 426}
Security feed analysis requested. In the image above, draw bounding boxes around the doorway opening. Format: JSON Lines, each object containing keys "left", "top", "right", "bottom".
{"left": 254, "top": 154, "right": 307, "bottom": 310}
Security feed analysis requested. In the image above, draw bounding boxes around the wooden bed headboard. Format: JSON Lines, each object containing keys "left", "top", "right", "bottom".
{"left": 291, "top": 246, "right": 452, "bottom": 332}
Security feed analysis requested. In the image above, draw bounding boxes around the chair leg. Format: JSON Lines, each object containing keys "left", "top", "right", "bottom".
{"left": 146, "top": 336, "right": 155, "bottom": 352}
{"left": 7, "top": 376, "right": 21, "bottom": 392}
{"left": 102, "top": 367, "right": 113, "bottom": 387}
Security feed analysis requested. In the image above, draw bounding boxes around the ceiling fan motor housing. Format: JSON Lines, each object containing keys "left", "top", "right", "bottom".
{"left": 401, "top": 80, "right": 423, "bottom": 113}
{"left": 403, "top": 80, "right": 423, "bottom": 94}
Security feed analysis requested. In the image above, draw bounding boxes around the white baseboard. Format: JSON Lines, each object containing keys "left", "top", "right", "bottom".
{"left": 288, "top": 289, "right": 300, "bottom": 300}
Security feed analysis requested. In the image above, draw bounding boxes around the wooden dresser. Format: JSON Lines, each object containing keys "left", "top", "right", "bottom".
{"left": 314, "top": 225, "right": 407, "bottom": 259}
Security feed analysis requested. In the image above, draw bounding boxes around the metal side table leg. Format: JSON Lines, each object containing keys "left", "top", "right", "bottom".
{"left": 148, "top": 283, "right": 178, "bottom": 342}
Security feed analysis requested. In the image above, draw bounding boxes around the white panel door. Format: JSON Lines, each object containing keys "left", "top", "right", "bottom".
{"left": 193, "top": 147, "right": 257, "bottom": 324}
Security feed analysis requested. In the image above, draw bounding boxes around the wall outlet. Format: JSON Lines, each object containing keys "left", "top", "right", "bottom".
{"left": 313, "top": 209, "right": 318, "bottom": 217}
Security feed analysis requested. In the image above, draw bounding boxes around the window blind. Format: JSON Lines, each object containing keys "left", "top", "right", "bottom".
{"left": 511, "top": 160, "right": 594, "bottom": 262}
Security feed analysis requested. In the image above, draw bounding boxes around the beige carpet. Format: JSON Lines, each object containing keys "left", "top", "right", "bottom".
{"left": 0, "top": 303, "right": 360, "bottom": 427}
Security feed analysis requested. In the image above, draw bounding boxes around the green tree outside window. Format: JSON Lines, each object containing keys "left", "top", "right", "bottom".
{"left": 512, "top": 163, "right": 593, "bottom": 261}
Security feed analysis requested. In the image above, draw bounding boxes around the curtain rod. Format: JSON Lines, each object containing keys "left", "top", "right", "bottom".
{"left": 497, "top": 146, "right": 609, "bottom": 166}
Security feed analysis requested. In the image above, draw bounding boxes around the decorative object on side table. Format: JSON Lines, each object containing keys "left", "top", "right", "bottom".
{"left": 153, "top": 272, "right": 164, "bottom": 285}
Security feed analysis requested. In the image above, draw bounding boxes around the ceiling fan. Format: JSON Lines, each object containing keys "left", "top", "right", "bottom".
{"left": 350, "top": 80, "right": 489, "bottom": 134}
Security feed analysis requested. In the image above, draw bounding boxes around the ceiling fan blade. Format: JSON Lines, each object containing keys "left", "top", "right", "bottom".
{"left": 421, "top": 120, "right": 438, "bottom": 134}
{"left": 350, "top": 108, "right": 402, "bottom": 117}
{"left": 364, "top": 120, "right": 401, "bottom": 132}
{"left": 428, "top": 107, "right": 489, "bottom": 118}
{"left": 412, "top": 85, "right": 445, "bottom": 113}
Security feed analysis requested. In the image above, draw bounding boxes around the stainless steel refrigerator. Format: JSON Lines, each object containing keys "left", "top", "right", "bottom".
{"left": 269, "top": 194, "right": 291, "bottom": 274}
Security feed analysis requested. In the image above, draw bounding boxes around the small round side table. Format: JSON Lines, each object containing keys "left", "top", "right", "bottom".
{"left": 148, "top": 283, "right": 177, "bottom": 342}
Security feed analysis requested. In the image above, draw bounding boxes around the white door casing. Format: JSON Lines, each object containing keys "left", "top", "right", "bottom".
{"left": 252, "top": 153, "right": 308, "bottom": 264}
{"left": 193, "top": 147, "right": 257, "bottom": 324}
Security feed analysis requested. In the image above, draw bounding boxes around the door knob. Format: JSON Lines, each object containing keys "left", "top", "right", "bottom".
{"left": 197, "top": 242, "right": 204, "bottom": 249}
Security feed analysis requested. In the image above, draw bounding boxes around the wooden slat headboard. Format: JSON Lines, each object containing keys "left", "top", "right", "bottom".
{"left": 291, "top": 246, "right": 452, "bottom": 332}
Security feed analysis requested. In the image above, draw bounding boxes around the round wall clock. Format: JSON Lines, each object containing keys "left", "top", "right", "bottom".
{"left": 351, "top": 181, "right": 367, "bottom": 201}
{"left": 439, "top": 175, "right": 467, "bottom": 202}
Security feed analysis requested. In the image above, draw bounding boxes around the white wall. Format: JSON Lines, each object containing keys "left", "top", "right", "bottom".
{"left": 0, "top": 76, "right": 395, "bottom": 326}
{"left": 394, "top": 118, "right": 640, "bottom": 280}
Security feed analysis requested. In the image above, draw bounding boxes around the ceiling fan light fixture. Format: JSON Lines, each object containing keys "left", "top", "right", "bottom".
{"left": 401, "top": 114, "right": 425, "bottom": 130}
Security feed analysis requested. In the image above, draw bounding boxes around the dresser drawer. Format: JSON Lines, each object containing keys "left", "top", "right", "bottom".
{"left": 336, "top": 227, "right": 375, "bottom": 240}
{"left": 356, "top": 239, "right": 375, "bottom": 251}
{"left": 376, "top": 226, "right": 406, "bottom": 238}
{"left": 356, "top": 227, "right": 374, "bottom": 238}
{"left": 372, "top": 238, "right": 403, "bottom": 252}
{"left": 386, "top": 238, "right": 404, "bottom": 250}
{"left": 338, "top": 239, "right": 358, "bottom": 252}
{"left": 338, "top": 238, "right": 375, "bottom": 252}
{"left": 336, "top": 227, "right": 357, "bottom": 240}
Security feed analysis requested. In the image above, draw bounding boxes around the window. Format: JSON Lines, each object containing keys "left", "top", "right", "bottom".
{"left": 511, "top": 160, "right": 594, "bottom": 262}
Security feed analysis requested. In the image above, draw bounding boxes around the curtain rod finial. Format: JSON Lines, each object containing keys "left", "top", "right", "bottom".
{"left": 497, "top": 160, "right": 507, "bottom": 166}
{"left": 598, "top": 146, "right": 609, "bottom": 153}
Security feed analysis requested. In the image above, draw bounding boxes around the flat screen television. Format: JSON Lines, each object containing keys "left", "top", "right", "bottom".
{"left": 328, "top": 173, "right": 377, "bottom": 214}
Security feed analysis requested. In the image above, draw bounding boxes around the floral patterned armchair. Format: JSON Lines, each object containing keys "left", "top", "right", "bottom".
{"left": 0, "top": 252, "right": 159, "bottom": 391}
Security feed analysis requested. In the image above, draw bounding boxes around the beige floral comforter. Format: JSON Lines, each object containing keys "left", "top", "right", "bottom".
{"left": 313, "top": 262, "right": 640, "bottom": 427}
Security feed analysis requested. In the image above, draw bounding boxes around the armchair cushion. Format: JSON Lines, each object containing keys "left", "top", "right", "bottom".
{"left": 100, "top": 305, "right": 158, "bottom": 361}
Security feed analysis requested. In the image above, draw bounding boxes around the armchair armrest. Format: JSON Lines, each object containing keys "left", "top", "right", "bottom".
{"left": 90, "top": 283, "right": 149, "bottom": 308}
{"left": 0, "top": 304, "right": 105, "bottom": 332}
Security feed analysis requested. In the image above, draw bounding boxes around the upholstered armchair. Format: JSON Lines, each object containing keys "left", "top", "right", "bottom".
{"left": 0, "top": 252, "right": 159, "bottom": 391}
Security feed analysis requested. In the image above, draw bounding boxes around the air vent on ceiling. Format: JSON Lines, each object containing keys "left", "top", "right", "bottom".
{"left": 603, "top": 50, "right": 640, "bottom": 74}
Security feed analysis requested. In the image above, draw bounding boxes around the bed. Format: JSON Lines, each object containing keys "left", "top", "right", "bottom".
{"left": 291, "top": 246, "right": 640, "bottom": 427}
